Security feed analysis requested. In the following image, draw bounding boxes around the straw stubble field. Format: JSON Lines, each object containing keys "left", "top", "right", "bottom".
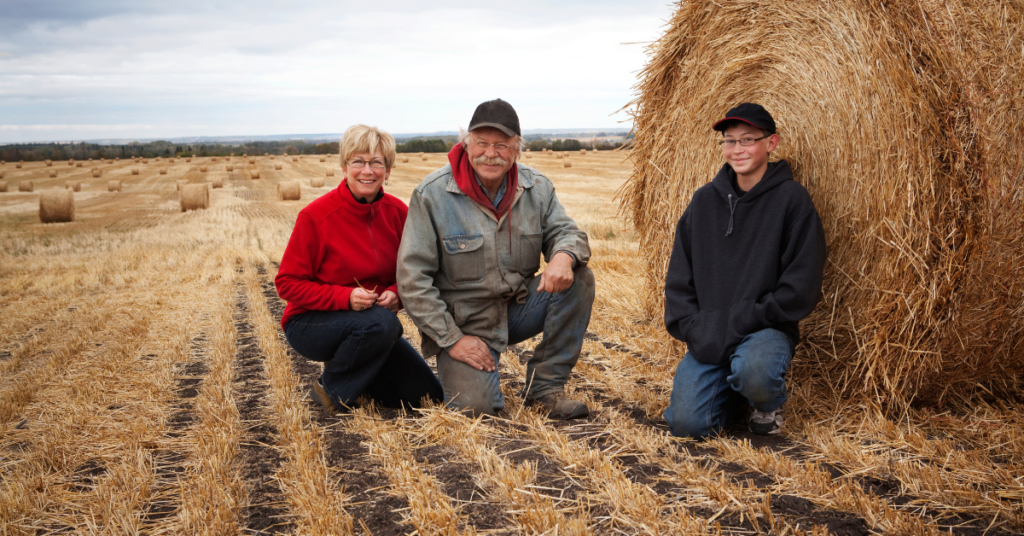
{"left": 1, "top": 153, "right": 1022, "bottom": 535}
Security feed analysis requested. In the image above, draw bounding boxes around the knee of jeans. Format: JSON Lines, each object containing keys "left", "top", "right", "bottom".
{"left": 734, "top": 369, "right": 784, "bottom": 406}
{"left": 664, "top": 405, "right": 715, "bottom": 439}
{"left": 447, "top": 388, "right": 499, "bottom": 418}
{"left": 364, "top": 307, "right": 403, "bottom": 341}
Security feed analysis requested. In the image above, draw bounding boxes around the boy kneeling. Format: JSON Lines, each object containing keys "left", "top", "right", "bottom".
{"left": 664, "top": 104, "right": 826, "bottom": 437}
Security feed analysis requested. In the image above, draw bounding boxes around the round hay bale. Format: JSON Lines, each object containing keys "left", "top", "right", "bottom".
{"left": 250, "top": 170, "right": 261, "bottom": 180}
{"left": 131, "top": 168, "right": 139, "bottom": 175}
{"left": 39, "top": 189, "right": 74, "bottom": 223}
{"left": 319, "top": 156, "right": 326, "bottom": 162}
{"left": 65, "top": 181, "right": 81, "bottom": 191}
{"left": 185, "top": 158, "right": 192, "bottom": 163}
{"left": 270, "top": 155, "right": 275, "bottom": 160}
{"left": 326, "top": 169, "right": 335, "bottom": 177}
{"left": 418, "top": 152, "right": 424, "bottom": 157}
{"left": 200, "top": 166, "right": 208, "bottom": 173}
{"left": 45, "top": 160, "right": 52, "bottom": 167}
{"left": 107, "top": 180, "right": 121, "bottom": 192}
{"left": 212, "top": 177, "right": 223, "bottom": 188}
{"left": 0, "top": 171, "right": 4, "bottom": 179}
{"left": 401, "top": 157, "right": 409, "bottom": 163}
{"left": 75, "top": 162, "right": 82, "bottom": 167}
{"left": 421, "top": 156, "right": 427, "bottom": 161}
{"left": 91, "top": 169, "right": 101, "bottom": 178}
{"left": 278, "top": 180, "right": 301, "bottom": 200}
{"left": 16, "top": 162, "right": 22, "bottom": 168}
{"left": 180, "top": 183, "right": 210, "bottom": 212}
{"left": 159, "top": 168, "right": 168, "bottom": 175}
{"left": 131, "top": 156, "right": 136, "bottom": 160}
{"left": 563, "top": 158, "right": 572, "bottom": 168}
{"left": 115, "top": 157, "right": 120, "bottom": 161}
{"left": 212, "top": 157, "right": 218, "bottom": 162}
{"left": 0, "top": 182, "right": 7, "bottom": 192}
{"left": 292, "top": 156, "right": 298, "bottom": 162}
{"left": 274, "top": 163, "right": 282, "bottom": 170}
{"left": 525, "top": 154, "right": 532, "bottom": 159}
{"left": 579, "top": 149, "right": 586, "bottom": 155}
{"left": 625, "top": 0, "right": 1024, "bottom": 405}
{"left": 226, "top": 164, "right": 234, "bottom": 172}
{"left": 310, "top": 176, "right": 325, "bottom": 188}
{"left": 248, "top": 158, "right": 255, "bottom": 164}
{"left": 48, "top": 170, "right": 57, "bottom": 178}
{"left": 107, "top": 160, "right": 114, "bottom": 164}
{"left": 67, "top": 159, "right": 73, "bottom": 166}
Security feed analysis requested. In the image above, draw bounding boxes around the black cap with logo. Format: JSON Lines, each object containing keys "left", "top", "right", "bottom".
{"left": 713, "top": 103, "right": 777, "bottom": 133}
{"left": 469, "top": 99, "right": 521, "bottom": 137}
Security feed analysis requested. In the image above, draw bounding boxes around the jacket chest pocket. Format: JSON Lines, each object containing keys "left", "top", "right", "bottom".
{"left": 442, "top": 234, "right": 486, "bottom": 284}
{"left": 518, "top": 233, "right": 543, "bottom": 275}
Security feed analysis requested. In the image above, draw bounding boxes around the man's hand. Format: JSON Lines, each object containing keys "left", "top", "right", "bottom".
{"left": 447, "top": 335, "right": 495, "bottom": 372}
{"left": 349, "top": 287, "right": 378, "bottom": 311}
{"left": 537, "top": 252, "right": 575, "bottom": 294}
{"left": 377, "top": 290, "right": 400, "bottom": 312}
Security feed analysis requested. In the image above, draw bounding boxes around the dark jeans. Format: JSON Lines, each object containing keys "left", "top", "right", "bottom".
{"left": 284, "top": 306, "right": 443, "bottom": 409}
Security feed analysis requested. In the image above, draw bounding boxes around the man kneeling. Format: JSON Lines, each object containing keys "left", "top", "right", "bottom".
{"left": 398, "top": 99, "right": 595, "bottom": 419}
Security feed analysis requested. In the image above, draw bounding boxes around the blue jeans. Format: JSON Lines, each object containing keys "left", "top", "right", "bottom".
{"left": 436, "top": 266, "right": 595, "bottom": 417}
{"left": 664, "top": 328, "right": 794, "bottom": 438}
{"left": 284, "top": 306, "right": 443, "bottom": 409}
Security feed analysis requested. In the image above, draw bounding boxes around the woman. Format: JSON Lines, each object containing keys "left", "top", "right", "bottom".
{"left": 275, "top": 124, "right": 443, "bottom": 411}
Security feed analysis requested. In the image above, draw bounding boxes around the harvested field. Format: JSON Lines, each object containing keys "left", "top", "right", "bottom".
{"left": 0, "top": 150, "right": 1022, "bottom": 535}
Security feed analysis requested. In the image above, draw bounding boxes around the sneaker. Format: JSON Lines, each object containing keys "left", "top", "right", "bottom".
{"left": 749, "top": 407, "right": 784, "bottom": 435}
{"left": 310, "top": 378, "right": 340, "bottom": 413}
{"left": 528, "top": 392, "right": 590, "bottom": 420}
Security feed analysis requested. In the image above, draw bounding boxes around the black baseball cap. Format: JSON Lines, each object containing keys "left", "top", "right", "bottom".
{"left": 713, "top": 103, "right": 777, "bottom": 133}
{"left": 468, "top": 99, "right": 521, "bottom": 137}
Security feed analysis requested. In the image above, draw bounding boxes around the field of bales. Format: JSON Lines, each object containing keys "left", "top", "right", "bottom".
{"left": 1, "top": 150, "right": 1022, "bottom": 536}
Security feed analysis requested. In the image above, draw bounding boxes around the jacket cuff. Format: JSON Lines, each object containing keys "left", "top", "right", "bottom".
{"left": 555, "top": 250, "right": 578, "bottom": 268}
{"left": 437, "top": 327, "right": 465, "bottom": 349}
{"left": 333, "top": 285, "right": 354, "bottom": 311}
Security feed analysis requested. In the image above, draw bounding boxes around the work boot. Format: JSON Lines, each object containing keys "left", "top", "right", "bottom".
{"left": 529, "top": 392, "right": 590, "bottom": 420}
{"left": 310, "top": 377, "right": 340, "bottom": 413}
{"left": 749, "top": 407, "right": 784, "bottom": 435}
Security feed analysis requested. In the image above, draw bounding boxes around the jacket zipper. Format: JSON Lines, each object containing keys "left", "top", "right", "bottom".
{"left": 368, "top": 204, "right": 381, "bottom": 293}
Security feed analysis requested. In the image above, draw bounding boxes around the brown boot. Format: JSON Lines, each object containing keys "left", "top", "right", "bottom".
{"left": 310, "top": 378, "right": 340, "bottom": 413}
{"left": 529, "top": 392, "right": 589, "bottom": 420}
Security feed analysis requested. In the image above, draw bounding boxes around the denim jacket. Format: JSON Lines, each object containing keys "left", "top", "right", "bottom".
{"left": 397, "top": 163, "right": 590, "bottom": 358}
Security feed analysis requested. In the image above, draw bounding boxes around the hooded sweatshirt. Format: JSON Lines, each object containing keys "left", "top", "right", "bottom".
{"left": 664, "top": 160, "right": 826, "bottom": 366}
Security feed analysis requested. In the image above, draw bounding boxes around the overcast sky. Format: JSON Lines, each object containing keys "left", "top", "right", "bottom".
{"left": 0, "top": 0, "right": 675, "bottom": 143}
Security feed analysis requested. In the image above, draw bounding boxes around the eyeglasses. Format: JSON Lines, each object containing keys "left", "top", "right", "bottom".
{"left": 718, "top": 135, "right": 770, "bottom": 149}
{"left": 472, "top": 140, "right": 515, "bottom": 153}
{"left": 348, "top": 158, "right": 387, "bottom": 169}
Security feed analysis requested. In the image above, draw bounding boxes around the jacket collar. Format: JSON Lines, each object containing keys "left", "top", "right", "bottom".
{"left": 338, "top": 179, "right": 384, "bottom": 215}
{"left": 445, "top": 162, "right": 535, "bottom": 195}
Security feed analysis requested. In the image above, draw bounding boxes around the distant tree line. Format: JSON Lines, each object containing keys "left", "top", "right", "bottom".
{"left": 0, "top": 140, "right": 342, "bottom": 162}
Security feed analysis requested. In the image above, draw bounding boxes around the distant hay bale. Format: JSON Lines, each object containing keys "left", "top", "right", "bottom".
{"left": 65, "top": 181, "right": 81, "bottom": 191}
{"left": 0, "top": 182, "right": 6, "bottom": 192}
{"left": 200, "top": 166, "right": 208, "bottom": 172}
{"left": 180, "top": 183, "right": 210, "bottom": 212}
{"left": 107, "top": 160, "right": 113, "bottom": 164}
{"left": 211, "top": 177, "right": 223, "bottom": 188}
{"left": 274, "top": 163, "right": 282, "bottom": 170}
{"left": 226, "top": 164, "right": 234, "bottom": 172}
{"left": 248, "top": 158, "right": 255, "bottom": 164}
{"left": 418, "top": 152, "right": 424, "bottom": 157}
{"left": 556, "top": 154, "right": 563, "bottom": 159}
{"left": 421, "top": 156, "right": 427, "bottom": 161}
{"left": 67, "top": 160, "right": 74, "bottom": 166}
{"left": 48, "top": 170, "right": 57, "bottom": 178}
{"left": 107, "top": 180, "right": 121, "bottom": 192}
{"left": 141, "top": 159, "right": 148, "bottom": 164}
{"left": 91, "top": 169, "right": 101, "bottom": 178}
{"left": 39, "top": 189, "right": 74, "bottom": 223}
{"left": 250, "top": 170, "right": 261, "bottom": 179}
{"left": 186, "top": 158, "right": 192, "bottom": 163}
{"left": 292, "top": 156, "right": 298, "bottom": 162}
{"left": 16, "top": 162, "right": 22, "bottom": 168}
{"left": 270, "top": 155, "right": 275, "bottom": 160}
{"left": 625, "top": 0, "right": 1024, "bottom": 405}
{"left": 131, "top": 168, "right": 140, "bottom": 175}
{"left": 579, "top": 149, "right": 586, "bottom": 155}
{"left": 525, "top": 154, "right": 532, "bottom": 159}
{"left": 176, "top": 180, "right": 187, "bottom": 191}
{"left": 45, "top": 160, "right": 52, "bottom": 167}
{"left": 278, "top": 180, "right": 301, "bottom": 200}
{"left": 563, "top": 158, "right": 571, "bottom": 168}
{"left": 212, "top": 157, "right": 218, "bottom": 162}
{"left": 319, "top": 156, "right": 326, "bottom": 162}
{"left": 159, "top": 168, "right": 168, "bottom": 175}
{"left": 20, "top": 181, "right": 33, "bottom": 192}
{"left": 401, "top": 157, "right": 409, "bottom": 163}
{"left": 75, "top": 162, "right": 82, "bottom": 167}
{"left": 0, "top": 171, "right": 3, "bottom": 179}
{"left": 326, "top": 169, "right": 335, "bottom": 177}
{"left": 310, "top": 176, "right": 325, "bottom": 188}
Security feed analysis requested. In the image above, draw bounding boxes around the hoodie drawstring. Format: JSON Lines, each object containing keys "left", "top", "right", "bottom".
{"left": 725, "top": 194, "right": 739, "bottom": 236}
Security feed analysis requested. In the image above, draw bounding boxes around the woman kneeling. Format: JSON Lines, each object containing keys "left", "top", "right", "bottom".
{"left": 275, "top": 124, "right": 443, "bottom": 411}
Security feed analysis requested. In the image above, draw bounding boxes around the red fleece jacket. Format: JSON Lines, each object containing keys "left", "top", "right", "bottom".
{"left": 275, "top": 180, "right": 407, "bottom": 329}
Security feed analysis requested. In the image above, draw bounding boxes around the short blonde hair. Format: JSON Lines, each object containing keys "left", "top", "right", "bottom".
{"left": 340, "top": 124, "right": 396, "bottom": 170}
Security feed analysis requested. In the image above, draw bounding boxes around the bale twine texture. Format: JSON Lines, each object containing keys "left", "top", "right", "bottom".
{"left": 250, "top": 170, "right": 261, "bottom": 179}
{"left": 278, "top": 180, "right": 301, "bottom": 200}
{"left": 623, "top": 0, "right": 1024, "bottom": 405}
{"left": 311, "top": 177, "right": 325, "bottom": 188}
{"left": 107, "top": 180, "right": 121, "bottom": 192}
{"left": 180, "top": 183, "right": 210, "bottom": 212}
{"left": 65, "top": 181, "right": 81, "bottom": 192}
{"left": 39, "top": 189, "right": 74, "bottom": 223}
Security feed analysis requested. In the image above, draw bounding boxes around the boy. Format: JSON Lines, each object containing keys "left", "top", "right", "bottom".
{"left": 663, "top": 103, "right": 826, "bottom": 437}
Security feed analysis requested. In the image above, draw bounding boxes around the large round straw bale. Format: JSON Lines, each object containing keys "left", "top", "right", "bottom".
{"left": 310, "top": 176, "right": 325, "bottom": 188}
{"left": 563, "top": 158, "right": 571, "bottom": 168}
{"left": 39, "top": 189, "right": 74, "bottom": 223}
{"left": 250, "top": 170, "right": 261, "bottom": 179}
{"left": 48, "top": 170, "right": 57, "bottom": 178}
{"left": 319, "top": 156, "right": 326, "bottom": 162}
{"left": 108, "top": 180, "right": 121, "bottom": 192}
{"left": 278, "top": 180, "right": 301, "bottom": 200}
{"left": 624, "top": 0, "right": 1024, "bottom": 405}
{"left": 159, "top": 168, "right": 168, "bottom": 175}
{"left": 200, "top": 166, "right": 208, "bottom": 172}
{"left": 226, "top": 164, "right": 234, "bottom": 172}
{"left": 326, "top": 168, "right": 335, "bottom": 177}
{"left": 65, "top": 181, "right": 81, "bottom": 191}
{"left": 180, "top": 183, "right": 210, "bottom": 212}
{"left": 131, "top": 168, "right": 140, "bottom": 175}
{"left": 274, "top": 163, "right": 282, "bottom": 170}
{"left": 212, "top": 177, "right": 223, "bottom": 188}
{"left": 91, "top": 169, "right": 101, "bottom": 178}
{"left": 0, "top": 182, "right": 6, "bottom": 192}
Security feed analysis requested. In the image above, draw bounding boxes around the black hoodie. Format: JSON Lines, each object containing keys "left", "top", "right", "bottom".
{"left": 664, "top": 160, "right": 826, "bottom": 365}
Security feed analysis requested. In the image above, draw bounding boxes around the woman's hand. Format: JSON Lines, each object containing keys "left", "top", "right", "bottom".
{"left": 349, "top": 287, "right": 378, "bottom": 311}
{"left": 377, "top": 290, "right": 400, "bottom": 312}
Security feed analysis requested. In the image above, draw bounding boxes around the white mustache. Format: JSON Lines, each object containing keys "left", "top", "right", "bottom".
{"left": 473, "top": 155, "right": 508, "bottom": 167}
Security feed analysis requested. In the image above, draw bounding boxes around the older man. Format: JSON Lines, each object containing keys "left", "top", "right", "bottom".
{"left": 398, "top": 99, "right": 595, "bottom": 419}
